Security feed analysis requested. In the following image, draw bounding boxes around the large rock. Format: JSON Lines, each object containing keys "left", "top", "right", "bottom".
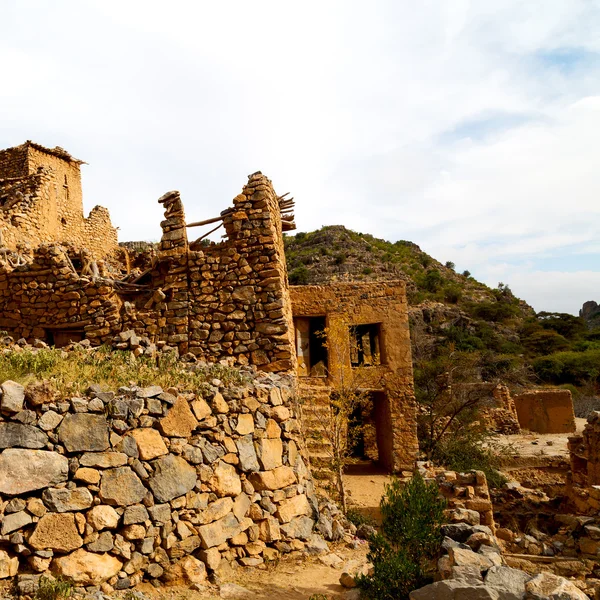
{"left": 129, "top": 428, "right": 168, "bottom": 460}
{"left": 52, "top": 548, "right": 122, "bottom": 585}
{"left": 79, "top": 452, "right": 128, "bottom": 468}
{"left": 0, "top": 422, "right": 48, "bottom": 449}
{"left": 87, "top": 505, "right": 120, "bottom": 530}
{"left": 211, "top": 461, "right": 242, "bottom": 497}
{"left": 42, "top": 487, "right": 93, "bottom": 512}
{"left": 198, "top": 513, "right": 241, "bottom": 548}
{"left": 149, "top": 454, "right": 196, "bottom": 502}
{"left": 484, "top": 566, "right": 530, "bottom": 600}
{"left": 1, "top": 510, "right": 32, "bottom": 534}
{"left": 58, "top": 414, "right": 109, "bottom": 452}
{"left": 162, "top": 555, "right": 207, "bottom": 585}
{"left": 100, "top": 467, "right": 147, "bottom": 506}
{"left": 0, "top": 549, "right": 18, "bottom": 579}
{"left": 0, "top": 380, "right": 24, "bottom": 413}
{"left": 524, "top": 573, "right": 588, "bottom": 600}
{"left": 256, "top": 438, "right": 283, "bottom": 471}
{"left": 276, "top": 494, "right": 311, "bottom": 523}
{"left": 201, "top": 497, "right": 234, "bottom": 524}
{"left": 29, "top": 513, "right": 83, "bottom": 552}
{"left": 236, "top": 435, "right": 260, "bottom": 472}
{"left": 280, "top": 516, "right": 315, "bottom": 540}
{"left": 0, "top": 449, "right": 68, "bottom": 495}
{"left": 449, "top": 547, "right": 499, "bottom": 572}
{"left": 410, "top": 580, "right": 500, "bottom": 600}
{"left": 159, "top": 397, "right": 198, "bottom": 437}
{"left": 249, "top": 466, "right": 296, "bottom": 491}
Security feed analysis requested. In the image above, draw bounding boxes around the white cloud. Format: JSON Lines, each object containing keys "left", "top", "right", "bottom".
{"left": 0, "top": 1, "right": 599, "bottom": 314}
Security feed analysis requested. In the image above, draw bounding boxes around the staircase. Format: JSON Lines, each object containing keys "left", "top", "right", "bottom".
{"left": 297, "top": 381, "right": 335, "bottom": 482}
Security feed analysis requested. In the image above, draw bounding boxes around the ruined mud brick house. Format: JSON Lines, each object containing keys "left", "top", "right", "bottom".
{"left": 291, "top": 283, "right": 418, "bottom": 472}
{"left": 0, "top": 142, "right": 418, "bottom": 473}
{"left": 0, "top": 141, "right": 118, "bottom": 258}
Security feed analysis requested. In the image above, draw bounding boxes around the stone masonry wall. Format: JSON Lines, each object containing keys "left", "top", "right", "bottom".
{"left": 0, "top": 372, "right": 326, "bottom": 590}
{"left": 514, "top": 389, "right": 576, "bottom": 434}
{"left": 568, "top": 411, "right": 600, "bottom": 514}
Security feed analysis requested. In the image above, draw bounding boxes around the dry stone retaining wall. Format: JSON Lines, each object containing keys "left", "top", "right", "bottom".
{"left": 0, "top": 371, "right": 332, "bottom": 591}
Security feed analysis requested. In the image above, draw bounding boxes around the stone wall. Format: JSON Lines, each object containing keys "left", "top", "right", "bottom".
{"left": 514, "top": 389, "right": 576, "bottom": 434}
{"left": 0, "top": 142, "right": 118, "bottom": 260}
{"left": 568, "top": 411, "right": 600, "bottom": 514}
{"left": 0, "top": 371, "right": 330, "bottom": 590}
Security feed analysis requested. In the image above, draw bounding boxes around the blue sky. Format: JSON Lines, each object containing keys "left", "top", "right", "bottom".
{"left": 1, "top": 0, "right": 599, "bottom": 315}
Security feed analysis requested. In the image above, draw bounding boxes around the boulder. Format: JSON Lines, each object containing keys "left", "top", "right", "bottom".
{"left": 236, "top": 435, "right": 260, "bottom": 472}
{"left": 211, "top": 460, "right": 242, "bottom": 497}
{"left": 484, "top": 566, "right": 530, "bottom": 600}
{"left": 129, "top": 428, "right": 168, "bottom": 460}
{"left": 524, "top": 572, "right": 589, "bottom": 600}
{"left": 29, "top": 513, "right": 83, "bottom": 552}
{"left": 52, "top": 548, "right": 122, "bottom": 585}
{"left": 0, "top": 380, "right": 25, "bottom": 413}
{"left": 37, "top": 410, "right": 63, "bottom": 431}
{"left": 255, "top": 438, "right": 283, "bottom": 471}
{"left": 149, "top": 454, "right": 197, "bottom": 502}
{"left": 0, "top": 422, "right": 47, "bottom": 449}
{"left": 79, "top": 452, "right": 128, "bottom": 468}
{"left": 276, "top": 494, "right": 311, "bottom": 523}
{"left": 280, "top": 516, "right": 314, "bottom": 540}
{"left": 159, "top": 396, "right": 198, "bottom": 437}
{"left": 0, "top": 449, "right": 68, "bottom": 495}
{"left": 87, "top": 505, "right": 120, "bottom": 530}
{"left": 100, "top": 467, "right": 147, "bottom": 506}
{"left": 162, "top": 555, "right": 207, "bottom": 585}
{"left": 42, "top": 487, "right": 94, "bottom": 512}
{"left": 198, "top": 513, "right": 242, "bottom": 548}
{"left": 0, "top": 549, "right": 18, "bottom": 579}
{"left": 58, "top": 413, "right": 109, "bottom": 452}
{"left": 1, "top": 510, "right": 32, "bottom": 534}
{"left": 249, "top": 466, "right": 296, "bottom": 491}
{"left": 410, "top": 580, "right": 500, "bottom": 600}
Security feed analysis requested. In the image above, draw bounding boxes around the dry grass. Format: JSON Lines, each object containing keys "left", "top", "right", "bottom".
{"left": 0, "top": 346, "right": 250, "bottom": 396}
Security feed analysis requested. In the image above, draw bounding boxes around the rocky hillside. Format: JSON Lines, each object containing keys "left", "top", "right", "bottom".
{"left": 285, "top": 226, "right": 600, "bottom": 395}
{"left": 580, "top": 301, "right": 600, "bottom": 331}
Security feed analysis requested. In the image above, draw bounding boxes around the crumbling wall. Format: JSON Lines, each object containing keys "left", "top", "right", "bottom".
{"left": 514, "top": 389, "right": 576, "bottom": 434}
{"left": 0, "top": 245, "right": 121, "bottom": 343}
{"left": 0, "top": 372, "right": 328, "bottom": 590}
{"left": 0, "top": 142, "right": 118, "bottom": 259}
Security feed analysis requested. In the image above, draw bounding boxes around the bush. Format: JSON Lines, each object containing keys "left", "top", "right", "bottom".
{"left": 432, "top": 433, "right": 507, "bottom": 489}
{"left": 445, "top": 261, "right": 455, "bottom": 270}
{"left": 288, "top": 265, "right": 310, "bottom": 285}
{"left": 346, "top": 508, "right": 377, "bottom": 527}
{"left": 357, "top": 473, "right": 446, "bottom": 599}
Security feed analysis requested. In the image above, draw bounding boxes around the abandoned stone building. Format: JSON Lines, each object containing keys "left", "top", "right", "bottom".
{"left": 0, "top": 141, "right": 118, "bottom": 259}
{"left": 0, "top": 141, "right": 419, "bottom": 474}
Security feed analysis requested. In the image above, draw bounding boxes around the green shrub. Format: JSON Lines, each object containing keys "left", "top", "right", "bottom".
{"left": 35, "top": 576, "right": 73, "bottom": 600}
{"left": 432, "top": 433, "right": 507, "bottom": 489}
{"left": 288, "top": 265, "right": 310, "bottom": 285}
{"left": 346, "top": 508, "right": 377, "bottom": 527}
{"left": 362, "top": 267, "right": 374, "bottom": 276}
{"left": 357, "top": 473, "right": 446, "bottom": 599}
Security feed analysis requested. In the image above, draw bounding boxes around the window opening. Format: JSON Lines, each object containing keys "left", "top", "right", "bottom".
{"left": 294, "top": 316, "right": 328, "bottom": 377}
{"left": 350, "top": 324, "right": 382, "bottom": 367}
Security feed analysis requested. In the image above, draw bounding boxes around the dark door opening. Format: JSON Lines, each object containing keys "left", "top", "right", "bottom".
{"left": 294, "top": 316, "right": 328, "bottom": 377}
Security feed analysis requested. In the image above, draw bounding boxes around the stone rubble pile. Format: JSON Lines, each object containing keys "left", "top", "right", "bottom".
{"left": 0, "top": 368, "right": 341, "bottom": 595}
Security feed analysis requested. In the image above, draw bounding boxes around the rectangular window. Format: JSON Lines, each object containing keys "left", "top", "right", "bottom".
{"left": 350, "top": 323, "right": 382, "bottom": 367}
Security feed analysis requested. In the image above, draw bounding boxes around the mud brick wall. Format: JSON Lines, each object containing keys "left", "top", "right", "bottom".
{"left": 0, "top": 142, "right": 118, "bottom": 259}
{"left": 290, "top": 282, "right": 418, "bottom": 472}
{"left": 0, "top": 373, "right": 327, "bottom": 590}
{"left": 514, "top": 389, "right": 576, "bottom": 434}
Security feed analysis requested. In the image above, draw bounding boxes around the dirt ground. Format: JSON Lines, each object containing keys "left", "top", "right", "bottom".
{"left": 135, "top": 541, "right": 369, "bottom": 600}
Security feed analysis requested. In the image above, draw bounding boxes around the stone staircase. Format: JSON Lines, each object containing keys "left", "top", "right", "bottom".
{"left": 298, "top": 381, "right": 335, "bottom": 481}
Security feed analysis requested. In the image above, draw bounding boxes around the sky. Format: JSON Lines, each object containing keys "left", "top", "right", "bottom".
{"left": 1, "top": 1, "right": 599, "bottom": 315}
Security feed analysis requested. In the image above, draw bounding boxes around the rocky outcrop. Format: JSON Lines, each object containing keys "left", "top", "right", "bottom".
{"left": 580, "top": 301, "right": 600, "bottom": 331}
